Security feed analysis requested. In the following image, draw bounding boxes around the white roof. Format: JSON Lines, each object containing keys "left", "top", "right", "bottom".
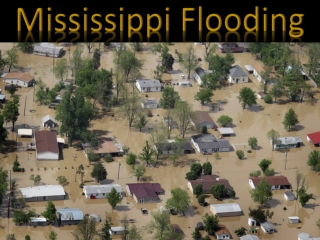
{"left": 298, "top": 233, "right": 320, "bottom": 240}
{"left": 57, "top": 138, "right": 65, "bottom": 144}
{"left": 19, "top": 185, "right": 65, "bottom": 198}
{"left": 42, "top": 115, "right": 56, "bottom": 123}
{"left": 240, "top": 235, "right": 260, "bottom": 240}
{"left": 218, "top": 128, "right": 234, "bottom": 135}
{"left": 83, "top": 184, "right": 123, "bottom": 194}
{"left": 244, "top": 65, "right": 254, "bottom": 71}
{"left": 110, "top": 226, "right": 125, "bottom": 231}
{"left": 30, "top": 217, "right": 47, "bottom": 222}
{"left": 211, "top": 203, "right": 241, "bottom": 213}
{"left": 288, "top": 216, "right": 299, "bottom": 220}
{"left": 18, "top": 129, "right": 32, "bottom": 136}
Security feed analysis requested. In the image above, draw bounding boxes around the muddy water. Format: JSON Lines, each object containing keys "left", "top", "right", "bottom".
{"left": 0, "top": 43, "right": 319, "bottom": 239}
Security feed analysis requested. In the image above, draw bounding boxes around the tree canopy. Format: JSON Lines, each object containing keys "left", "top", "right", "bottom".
{"left": 238, "top": 87, "right": 257, "bottom": 109}
{"left": 165, "top": 187, "right": 191, "bottom": 213}
{"left": 91, "top": 162, "right": 107, "bottom": 183}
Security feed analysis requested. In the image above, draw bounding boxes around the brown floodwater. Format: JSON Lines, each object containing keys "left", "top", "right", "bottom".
{"left": 0, "top": 42, "right": 319, "bottom": 239}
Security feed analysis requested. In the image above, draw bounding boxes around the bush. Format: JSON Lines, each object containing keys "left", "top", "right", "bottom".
{"left": 104, "top": 154, "right": 114, "bottom": 162}
{"left": 228, "top": 189, "right": 236, "bottom": 198}
{"left": 79, "top": 183, "right": 84, "bottom": 188}
{"left": 198, "top": 194, "right": 205, "bottom": 204}
{"left": 201, "top": 126, "right": 208, "bottom": 134}
{"left": 264, "top": 94, "right": 273, "bottom": 104}
{"left": 236, "top": 150, "right": 244, "bottom": 159}
{"left": 126, "top": 152, "right": 137, "bottom": 165}
{"left": 249, "top": 170, "right": 262, "bottom": 177}
{"left": 82, "top": 192, "right": 85, "bottom": 195}
{"left": 264, "top": 168, "right": 275, "bottom": 176}
{"left": 247, "top": 150, "right": 252, "bottom": 153}
{"left": 217, "top": 115, "right": 233, "bottom": 127}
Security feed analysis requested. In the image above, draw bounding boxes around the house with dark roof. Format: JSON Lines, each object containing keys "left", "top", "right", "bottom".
{"left": 191, "top": 134, "right": 231, "bottom": 154}
{"left": 154, "top": 139, "right": 195, "bottom": 155}
{"left": 228, "top": 65, "right": 249, "bottom": 84}
{"left": 42, "top": 115, "right": 57, "bottom": 128}
{"left": 1, "top": 72, "right": 35, "bottom": 87}
{"left": 307, "top": 131, "right": 320, "bottom": 146}
{"left": 126, "top": 183, "right": 164, "bottom": 204}
{"left": 217, "top": 42, "right": 249, "bottom": 53}
{"left": 82, "top": 137, "right": 124, "bottom": 157}
{"left": 194, "top": 67, "right": 213, "bottom": 85}
{"left": 34, "top": 131, "right": 59, "bottom": 160}
{"left": 136, "top": 79, "right": 161, "bottom": 92}
{"left": 188, "top": 175, "right": 232, "bottom": 194}
{"left": 249, "top": 176, "right": 291, "bottom": 190}
{"left": 190, "top": 111, "right": 216, "bottom": 129}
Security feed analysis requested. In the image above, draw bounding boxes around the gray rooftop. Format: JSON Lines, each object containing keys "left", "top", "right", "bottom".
{"left": 277, "top": 137, "right": 303, "bottom": 145}
{"left": 211, "top": 203, "right": 241, "bottom": 213}
{"left": 229, "top": 65, "right": 248, "bottom": 77}
{"left": 142, "top": 99, "right": 158, "bottom": 105}
{"left": 284, "top": 191, "right": 295, "bottom": 198}
{"left": 0, "top": 94, "right": 5, "bottom": 100}
{"left": 33, "top": 43, "right": 63, "bottom": 56}
{"left": 83, "top": 184, "right": 123, "bottom": 194}
{"left": 57, "top": 208, "right": 84, "bottom": 221}
{"left": 297, "top": 232, "right": 320, "bottom": 240}
{"left": 194, "top": 67, "right": 213, "bottom": 78}
{"left": 261, "top": 221, "right": 275, "bottom": 231}
{"left": 240, "top": 235, "right": 260, "bottom": 240}
{"left": 191, "top": 134, "right": 231, "bottom": 149}
{"left": 136, "top": 79, "right": 161, "bottom": 88}
{"left": 42, "top": 115, "right": 56, "bottom": 123}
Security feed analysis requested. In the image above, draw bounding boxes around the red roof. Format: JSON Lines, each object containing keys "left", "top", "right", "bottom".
{"left": 249, "top": 176, "right": 290, "bottom": 187}
{"left": 35, "top": 131, "right": 59, "bottom": 154}
{"left": 307, "top": 131, "right": 320, "bottom": 144}
{"left": 126, "top": 183, "right": 162, "bottom": 200}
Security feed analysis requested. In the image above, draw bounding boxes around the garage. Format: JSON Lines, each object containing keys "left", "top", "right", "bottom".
{"left": 210, "top": 203, "right": 242, "bottom": 217}
{"left": 18, "top": 129, "right": 33, "bottom": 138}
{"left": 35, "top": 131, "right": 59, "bottom": 160}
{"left": 218, "top": 128, "right": 235, "bottom": 137}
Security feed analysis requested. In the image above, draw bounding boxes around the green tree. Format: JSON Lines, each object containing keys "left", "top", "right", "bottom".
{"left": 185, "top": 171, "right": 198, "bottom": 180}
{"left": 56, "top": 176, "right": 68, "bottom": 185}
{"left": 202, "top": 213, "right": 219, "bottom": 235}
{"left": 146, "top": 210, "right": 171, "bottom": 239}
{"left": 297, "top": 185, "right": 314, "bottom": 207}
{"left": 234, "top": 227, "right": 247, "bottom": 237}
{"left": 5, "top": 46, "right": 19, "bottom": 72}
{"left": 8, "top": 84, "right": 16, "bottom": 96}
{"left": 0, "top": 168, "right": 8, "bottom": 206}
{"left": 282, "top": 108, "right": 299, "bottom": 130}
{"left": 15, "top": 43, "right": 34, "bottom": 53}
{"left": 72, "top": 216, "right": 97, "bottom": 240}
{"left": 119, "top": 92, "right": 143, "bottom": 127}
{"left": 77, "top": 164, "right": 85, "bottom": 183}
{"left": 25, "top": 235, "right": 31, "bottom": 240}
{"left": 267, "top": 129, "right": 280, "bottom": 151}
{"left": 159, "top": 87, "right": 180, "bottom": 109}
{"left": 201, "top": 126, "right": 208, "bottom": 134}
{"left": 87, "top": 149, "right": 100, "bottom": 163}
{"left": 107, "top": 187, "right": 122, "bottom": 209}
{"left": 152, "top": 43, "right": 174, "bottom": 73}
{"left": 174, "top": 101, "right": 194, "bottom": 138}
{"left": 193, "top": 184, "right": 203, "bottom": 197}
{"left": 228, "top": 189, "right": 236, "bottom": 198}
{"left": 132, "top": 163, "right": 146, "bottom": 181}
{"left": 2, "top": 94, "right": 20, "bottom": 132}
{"left": 53, "top": 58, "right": 68, "bottom": 80}
{"left": 194, "top": 88, "right": 214, "bottom": 105}
{"left": 250, "top": 177, "right": 273, "bottom": 206}
{"left": 92, "top": 48, "right": 101, "bottom": 70}
{"left": 149, "top": 123, "right": 168, "bottom": 161}
{"left": 127, "top": 224, "right": 143, "bottom": 240}
{"left": 131, "top": 42, "right": 143, "bottom": 52}
{"left": 192, "top": 227, "right": 202, "bottom": 240}
{"left": 103, "top": 154, "right": 114, "bottom": 162}
{"left": 248, "top": 137, "right": 258, "bottom": 149}
{"left": 211, "top": 184, "right": 227, "bottom": 199}
{"left": 269, "top": 81, "right": 283, "bottom": 103}
{"left": 0, "top": 114, "right": 8, "bottom": 150}
{"left": 200, "top": 72, "right": 219, "bottom": 90}
{"left": 126, "top": 152, "right": 137, "bottom": 165}
{"left": 248, "top": 207, "right": 274, "bottom": 223}
{"left": 29, "top": 174, "right": 41, "bottom": 185}
{"left": 180, "top": 45, "right": 199, "bottom": 79}
{"left": 98, "top": 214, "right": 112, "bottom": 240}
{"left": 118, "top": 49, "right": 143, "bottom": 82}
{"left": 198, "top": 194, "right": 205, "bottom": 204}
{"left": 48, "top": 231, "right": 57, "bottom": 240}
{"left": 202, "top": 162, "right": 212, "bottom": 175}
{"left": 42, "top": 201, "right": 57, "bottom": 223}
{"left": 217, "top": 115, "right": 233, "bottom": 127}
{"left": 264, "top": 168, "right": 275, "bottom": 176}
{"left": 307, "top": 150, "right": 320, "bottom": 171}
{"left": 191, "top": 163, "right": 203, "bottom": 176}
{"left": 6, "top": 234, "right": 16, "bottom": 240}
{"left": 139, "top": 140, "right": 156, "bottom": 165}
{"left": 295, "top": 170, "right": 305, "bottom": 200}
{"left": 134, "top": 113, "right": 147, "bottom": 132}
{"left": 91, "top": 162, "right": 107, "bottom": 183}
{"left": 34, "top": 77, "right": 47, "bottom": 105}
{"left": 70, "top": 44, "right": 85, "bottom": 76}
{"left": 165, "top": 187, "right": 191, "bottom": 213}
{"left": 236, "top": 150, "right": 244, "bottom": 159}
{"left": 238, "top": 87, "right": 257, "bottom": 109}
{"left": 316, "top": 218, "right": 320, "bottom": 232}
{"left": 258, "top": 159, "right": 272, "bottom": 173}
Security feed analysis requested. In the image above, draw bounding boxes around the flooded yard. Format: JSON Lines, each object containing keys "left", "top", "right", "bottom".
{"left": 0, "top": 42, "right": 319, "bottom": 239}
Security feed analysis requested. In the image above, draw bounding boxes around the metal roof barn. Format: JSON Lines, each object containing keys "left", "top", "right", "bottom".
{"left": 210, "top": 203, "right": 242, "bottom": 217}
{"left": 18, "top": 129, "right": 32, "bottom": 136}
{"left": 19, "top": 185, "right": 66, "bottom": 198}
{"left": 57, "top": 208, "right": 84, "bottom": 221}
{"left": 33, "top": 43, "right": 64, "bottom": 58}
{"left": 218, "top": 128, "right": 235, "bottom": 135}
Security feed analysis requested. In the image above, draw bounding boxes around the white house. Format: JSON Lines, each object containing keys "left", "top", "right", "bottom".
{"left": 228, "top": 65, "right": 249, "bottom": 83}
{"left": 19, "top": 185, "right": 66, "bottom": 201}
{"left": 18, "top": 129, "right": 33, "bottom": 138}
{"left": 33, "top": 43, "right": 64, "bottom": 58}
{"left": 284, "top": 191, "right": 295, "bottom": 201}
{"left": 271, "top": 137, "right": 303, "bottom": 150}
{"left": 83, "top": 184, "right": 123, "bottom": 199}
{"left": 109, "top": 226, "right": 125, "bottom": 235}
{"left": 136, "top": 80, "right": 161, "bottom": 92}
{"left": 210, "top": 203, "right": 242, "bottom": 217}
{"left": 42, "top": 115, "right": 57, "bottom": 128}
{"left": 215, "top": 225, "right": 231, "bottom": 240}
{"left": 1, "top": 72, "right": 35, "bottom": 87}
{"left": 194, "top": 67, "right": 213, "bottom": 85}
{"left": 288, "top": 216, "right": 300, "bottom": 224}
{"left": 249, "top": 176, "right": 291, "bottom": 190}
{"left": 260, "top": 221, "right": 275, "bottom": 234}
{"left": 34, "top": 131, "right": 59, "bottom": 160}
{"left": 141, "top": 99, "right": 158, "bottom": 109}
{"left": 298, "top": 232, "right": 320, "bottom": 240}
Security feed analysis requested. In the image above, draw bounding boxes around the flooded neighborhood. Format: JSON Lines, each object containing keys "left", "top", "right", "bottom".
{"left": 0, "top": 42, "right": 320, "bottom": 240}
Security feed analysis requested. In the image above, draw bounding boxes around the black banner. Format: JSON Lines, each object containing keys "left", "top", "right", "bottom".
{"left": 2, "top": 1, "right": 314, "bottom": 42}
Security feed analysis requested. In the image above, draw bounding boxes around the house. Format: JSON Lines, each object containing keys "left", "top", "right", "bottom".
{"left": 82, "top": 137, "right": 124, "bottom": 157}
{"left": 33, "top": 43, "right": 64, "bottom": 58}
{"left": 136, "top": 79, "right": 161, "bottom": 92}
{"left": 228, "top": 65, "right": 249, "bottom": 84}
{"left": 18, "top": 129, "right": 33, "bottom": 138}
{"left": 109, "top": 226, "right": 126, "bottom": 235}
{"left": 215, "top": 224, "right": 231, "bottom": 240}
{"left": 216, "top": 42, "right": 249, "bottom": 53}
{"left": 271, "top": 137, "right": 303, "bottom": 150}
{"left": 30, "top": 217, "right": 49, "bottom": 226}
{"left": 286, "top": 66, "right": 307, "bottom": 80}
{"left": 260, "top": 221, "right": 275, "bottom": 234}
{"left": 288, "top": 216, "right": 300, "bottom": 224}
{"left": 0, "top": 94, "right": 5, "bottom": 103}
{"left": 191, "top": 134, "right": 231, "bottom": 153}
{"left": 35, "top": 131, "right": 59, "bottom": 160}
{"left": 42, "top": 115, "right": 57, "bottom": 128}
{"left": 19, "top": 185, "right": 66, "bottom": 202}
{"left": 248, "top": 218, "right": 257, "bottom": 226}
{"left": 307, "top": 131, "right": 320, "bottom": 146}
{"left": 257, "top": 92, "right": 267, "bottom": 99}
{"left": 240, "top": 235, "right": 260, "bottom": 240}
{"left": 188, "top": 175, "right": 232, "bottom": 194}
{"left": 126, "top": 183, "right": 164, "bottom": 204}
{"left": 83, "top": 184, "right": 124, "bottom": 199}
{"left": 249, "top": 176, "right": 291, "bottom": 190}
{"left": 56, "top": 208, "right": 84, "bottom": 226}
{"left": 253, "top": 63, "right": 278, "bottom": 84}
{"left": 1, "top": 72, "right": 35, "bottom": 87}
{"left": 217, "top": 128, "right": 234, "bottom": 136}
{"left": 141, "top": 99, "right": 158, "bottom": 109}
{"left": 194, "top": 67, "right": 213, "bottom": 85}
{"left": 244, "top": 65, "right": 254, "bottom": 74}
{"left": 190, "top": 111, "right": 216, "bottom": 129}
{"left": 284, "top": 191, "right": 295, "bottom": 201}
{"left": 162, "top": 117, "right": 178, "bottom": 129}
{"left": 298, "top": 232, "right": 320, "bottom": 240}
{"left": 154, "top": 139, "right": 195, "bottom": 155}
{"left": 210, "top": 203, "right": 242, "bottom": 217}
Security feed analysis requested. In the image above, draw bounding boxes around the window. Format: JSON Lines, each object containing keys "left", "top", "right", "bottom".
{"left": 156, "top": 87, "right": 158, "bottom": 90}
{"left": 96, "top": 194, "right": 98, "bottom": 196}
{"left": 275, "top": 185, "right": 279, "bottom": 188}
{"left": 142, "top": 88, "right": 145, "bottom": 90}
{"left": 103, "top": 193, "right": 105, "bottom": 196}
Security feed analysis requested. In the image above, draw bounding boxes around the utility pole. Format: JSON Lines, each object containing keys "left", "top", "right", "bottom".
{"left": 285, "top": 152, "right": 288, "bottom": 170}
{"left": 117, "top": 162, "right": 121, "bottom": 180}
{"left": 9, "top": 170, "right": 11, "bottom": 190}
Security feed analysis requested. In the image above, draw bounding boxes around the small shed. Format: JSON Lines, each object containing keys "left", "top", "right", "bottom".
{"left": 109, "top": 226, "right": 125, "bottom": 235}
{"left": 288, "top": 216, "right": 300, "bottom": 224}
{"left": 18, "top": 129, "right": 33, "bottom": 138}
{"left": 30, "top": 217, "right": 49, "bottom": 226}
{"left": 248, "top": 218, "right": 257, "bottom": 226}
{"left": 42, "top": 115, "right": 57, "bottom": 128}
{"left": 0, "top": 94, "right": 5, "bottom": 103}
{"left": 257, "top": 92, "right": 267, "bottom": 99}
{"left": 218, "top": 128, "right": 234, "bottom": 136}
{"left": 57, "top": 138, "right": 66, "bottom": 148}
{"left": 245, "top": 65, "right": 254, "bottom": 74}
{"left": 260, "top": 221, "right": 275, "bottom": 234}
{"left": 210, "top": 203, "right": 242, "bottom": 217}
{"left": 141, "top": 99, "right": 158, "bottom": 109}
{"left": 89, "top": 214, "right": 101, "bottom": 222}
{"left": 284, "top": 191, "right": 295, "bottom": 201}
